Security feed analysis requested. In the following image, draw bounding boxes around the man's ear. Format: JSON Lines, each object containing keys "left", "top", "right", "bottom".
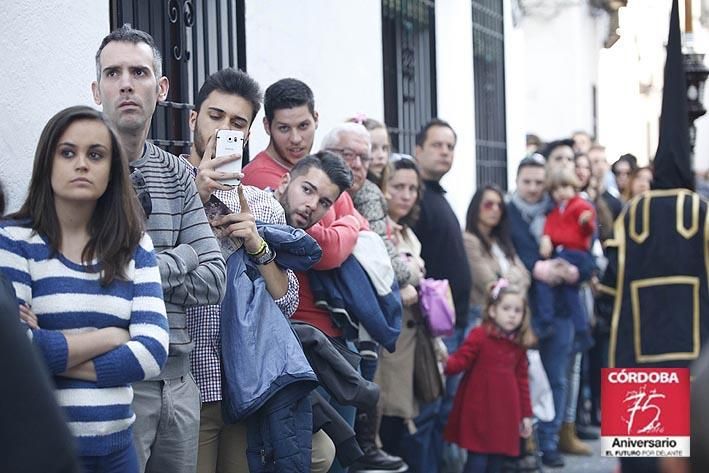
{"left": 313, "top": 110, "right": 319, "bottom": 129}
{"left": 188, "top": 110, "right": 198, "bottom": 133}
{"left": 276, "top": 172, "right": 291, "bottom": 195}
{"left": 263, "top": 116, "right": 272, "bottom": 136}
{"left": 243, "top": 130, "right": 251, "bottom": 147}
{"left": 157, "top": 76, "right": 169, "bottom": 102}
{"left": 414, "top": 145, "right": 423, "bottom": 160}
{"left": 91, "top": 81, "right": 101, "bottom": 106}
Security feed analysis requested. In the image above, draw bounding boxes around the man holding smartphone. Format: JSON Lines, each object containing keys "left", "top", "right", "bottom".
{"left": 182, "top": 68, "right": 340, "bottom": 473}
{"left": 91, "top": 25, "right": 227, "bottom": 473}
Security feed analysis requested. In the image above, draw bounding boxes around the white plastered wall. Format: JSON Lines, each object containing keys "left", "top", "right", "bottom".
{"left": 521, "top": 3, "right": 604, "bottom": 143}
{"left": 0, "top": 1, "right": 109, "bottom": 212}
{"left": 244, "top": 0, "right": 384, "bottom": 156}
{"left": 436, "top": 0, "right": 477, "bottom": 224}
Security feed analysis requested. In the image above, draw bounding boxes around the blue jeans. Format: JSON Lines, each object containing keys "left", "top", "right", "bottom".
{"left": 535, "top": 249, "right": 593, "bottom": 336}
{"left": 565, "top": 351, "right": 583, "bottom": 423}
{"left": 537, "top": 316, "right": 574, "bottom": 453}
{"left": 80, "top": 444, "right": 139, "bottom": 473}
{"left": 463, "top": 452, "right": 504, "bottom": 473}
{"left": 387, "top": 398, "right": 443, "bottom": 473}
{"left": 360, "top": 357, "right": 377, "bottom": 383}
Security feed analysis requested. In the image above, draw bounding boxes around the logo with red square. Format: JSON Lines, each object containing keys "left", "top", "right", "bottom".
{"left": 601, "top": 368, "right": 689, "bottom": 457}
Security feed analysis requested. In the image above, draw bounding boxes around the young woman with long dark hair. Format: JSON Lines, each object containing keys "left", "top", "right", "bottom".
{"left": 0, "top": 106, "right": 169, "bottom": 473}
{"left": 463, "top": 185, "right": 530, "bottom": 324}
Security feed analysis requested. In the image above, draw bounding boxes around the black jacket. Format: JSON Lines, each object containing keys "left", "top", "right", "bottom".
{"left": 293, "top": 321, "right": 379, "bottom": 410}
{"left": 0, "top": 274, "right": 80, "bottom": 473}
{"left": 413, "top": 180, "right": 472, "bottom": 328}
{"left": 311, "top": 391, "right": 363, "bottom": 467}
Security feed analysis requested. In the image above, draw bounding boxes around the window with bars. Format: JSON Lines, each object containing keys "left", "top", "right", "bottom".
{"left": 110, "top": 0, "right": 246, "bottom": 157}
{"left": 472, "top": 0, "right": 507, "bottom": 189}
{"left": 381, "top": 0, "right": 437, "bottom": 155}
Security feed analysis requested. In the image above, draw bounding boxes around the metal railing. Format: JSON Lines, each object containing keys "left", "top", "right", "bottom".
{"left": 382, "top": 0, "right": 437, "bottom": 155}
{"left": 110, "top": 0, "right": 246, "bottom": 157}
{"left": 472, "top": 0, "right": 508, "bottom": 190}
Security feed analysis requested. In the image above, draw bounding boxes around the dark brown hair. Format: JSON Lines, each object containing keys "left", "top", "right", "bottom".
{"left": 386, "top": 156, "right": 423, "bottom": 228}
{"left": 464, "top": 184, "right": 516, "bottom": 259}
{"left": 415, "top": 118, "right": 457, "bottom": 147}
{"left": 623, "top": 165, "right": 654, "bottom": 201}
{"left": 0, "top": 180, "right": 5, "bottom": 216}
{"left": 10, "top": 106, "right": 144, "bottom": 285}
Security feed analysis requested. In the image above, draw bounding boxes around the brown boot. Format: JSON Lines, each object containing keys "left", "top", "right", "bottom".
{"left": 559, "top": 422, "right": 593, "bottom": 455}
{"left": 525, "top": 435, "right": 537, "bottom": 455}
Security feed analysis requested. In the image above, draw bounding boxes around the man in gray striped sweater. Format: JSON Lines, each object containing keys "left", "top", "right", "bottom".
{"left": 91, "top": 25, "right": 226, "bottom": 473}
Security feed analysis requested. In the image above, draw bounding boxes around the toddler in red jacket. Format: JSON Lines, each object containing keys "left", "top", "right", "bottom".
{"left": 444, "top": 280, "right": 534, "bottom": 473}
{"left": 537, "top": 168, "right": 596, "bottom": 351}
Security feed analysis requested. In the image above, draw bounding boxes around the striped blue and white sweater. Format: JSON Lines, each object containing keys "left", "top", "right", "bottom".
{"left": 0, "top": 221, "right": 169, "bottom": 456}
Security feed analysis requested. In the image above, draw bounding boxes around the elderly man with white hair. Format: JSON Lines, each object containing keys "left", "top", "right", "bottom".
{"left": 321, "top": 122, "right": 410, "bottom": 473}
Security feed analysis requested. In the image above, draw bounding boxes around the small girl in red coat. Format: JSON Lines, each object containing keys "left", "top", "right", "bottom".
{"left": 444, "top": 279, "right": 535, "bottom": 473}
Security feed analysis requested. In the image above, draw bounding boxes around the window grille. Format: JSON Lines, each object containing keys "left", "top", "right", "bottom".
{"left": 382, "top": 0, "right": 437, "bottom": 155}
{"left": 110, "top": 0, "right": 246, "bottom": 157}
{"left": 472, "top": 0, "right": 507, "bottom": 189}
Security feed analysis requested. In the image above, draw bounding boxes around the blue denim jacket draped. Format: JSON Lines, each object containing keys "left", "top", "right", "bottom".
{"left": 309, "top": 255, "right": 402, "bottom": 353}
{"left": 221, "top": 222, "right": 321, "bottom": 422}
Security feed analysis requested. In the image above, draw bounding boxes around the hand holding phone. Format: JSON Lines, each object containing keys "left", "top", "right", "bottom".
{"left": 214, "top": 129, "right": 244, "bottom": 186}
{"left": 203, "top": 194, "right": 232, "bottom": 223}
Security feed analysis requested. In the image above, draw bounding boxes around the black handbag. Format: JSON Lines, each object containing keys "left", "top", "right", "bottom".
{"left": 412, "top": 306, "right": 444, "bottom": 403}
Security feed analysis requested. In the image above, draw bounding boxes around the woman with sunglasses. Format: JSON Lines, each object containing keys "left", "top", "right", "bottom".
{"left": 463, "top": 185, "right": 530, "bottom": 325}
{"left": 0, "top": 106, "right": 169, "bottom": 473}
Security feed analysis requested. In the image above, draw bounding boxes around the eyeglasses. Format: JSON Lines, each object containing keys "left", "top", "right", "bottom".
{"left": 481, "top": 200, "right": 502, "bottom": 211}
{"left": 327, "top": 147, "right": 371, "bottom": 165}
{"left": 129, "top": 166, "right": 152, "bottom": 219}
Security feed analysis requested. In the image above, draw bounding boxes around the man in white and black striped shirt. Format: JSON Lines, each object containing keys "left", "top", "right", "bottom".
{"left": 91, "top": 25, "right": 226, "bottom": 473}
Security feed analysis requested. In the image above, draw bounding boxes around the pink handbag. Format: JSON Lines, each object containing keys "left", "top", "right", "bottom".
{"left": 418, "top": 278, "right": 456, "bottom": 337}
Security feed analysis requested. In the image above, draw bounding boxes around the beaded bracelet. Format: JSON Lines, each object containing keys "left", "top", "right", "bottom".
{"left": 247, "top": 238, "right": 267, "bottom": 257}
{"left": 250, "top": 246, "right": 277, "bottom": 265}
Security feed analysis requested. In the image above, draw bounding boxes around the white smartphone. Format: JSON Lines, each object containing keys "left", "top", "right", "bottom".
{"left": 214, "top": 129, "right": 244, "bottom": 186}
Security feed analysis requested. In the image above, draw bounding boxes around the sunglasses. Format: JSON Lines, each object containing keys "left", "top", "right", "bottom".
{"left": 481, "top": 200, "right": 502, "bottom": 210}
{"left": 129, "top": 166, "right": 153, "bottom": 219}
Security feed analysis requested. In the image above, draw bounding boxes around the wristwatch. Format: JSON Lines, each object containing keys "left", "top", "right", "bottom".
{"left": 249, "top": 243, "right": 277, "bottom": 265}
